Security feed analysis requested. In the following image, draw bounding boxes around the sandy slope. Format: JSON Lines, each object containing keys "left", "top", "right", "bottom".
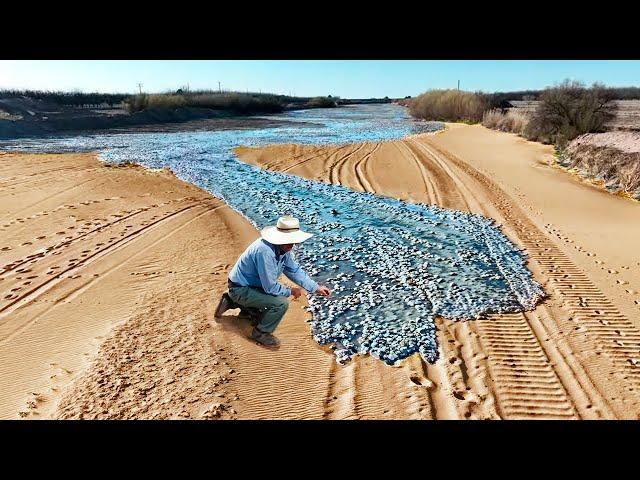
{"left": 235, "top": 124, "right": 640, "bottom": 419}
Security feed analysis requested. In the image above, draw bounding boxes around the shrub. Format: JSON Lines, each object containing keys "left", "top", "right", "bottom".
{"left": 482, "top": 109, "right": 503, "bottom": 129}
{"left": 524, "top": 80, "right": 616, "bottom": 147}
{"left": 146, "top": 94, "right": 187, "bottom": 110}
{"left": 186, "top": 93, "right": 284, "bottom": 113}
{"left": 409, "top": 89, "right": 487, "bottom": 123}
{"left": 483, "top": 108, "right": 530, "bottom": 135}
{"left": 125, "top": 94, "right": 149, "bottom": 113}
{"left": 308, "top": 96, "right": 337, "bottom": 108}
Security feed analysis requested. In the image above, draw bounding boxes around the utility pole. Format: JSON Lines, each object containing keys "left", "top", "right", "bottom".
{"left": 137, "top": 83, "right": 143, "bottom": 94}
{"left": 457, "top": 80, "right": 460, "bottom": 91}
{"left": 218, "top": 81, "right": 221, "bottom": 93}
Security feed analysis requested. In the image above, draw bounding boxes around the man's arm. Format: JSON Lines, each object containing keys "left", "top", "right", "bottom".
{"left": 255, "top": 250, "right": 291, "bottom": 297}
{"left": 283, "top": 253, "right": 319, "bottom": 293}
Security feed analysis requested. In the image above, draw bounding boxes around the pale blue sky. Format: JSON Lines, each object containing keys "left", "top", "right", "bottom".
{"left": 1, "top": 60, "right": 639, "bottom": 97}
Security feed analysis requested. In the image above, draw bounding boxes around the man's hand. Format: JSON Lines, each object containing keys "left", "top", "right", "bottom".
{"left": 316, "top": 285, "right": 331, "bottom": 297}
{"left": 291, "top": 287, "right": 303, "bottom": 299}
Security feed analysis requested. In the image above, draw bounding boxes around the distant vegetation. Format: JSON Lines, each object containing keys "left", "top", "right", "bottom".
{"left": 483, "top": 86, "right": 640, "bottom": 107}
{"left": 408, "top": 89, "right": 487, "bottom": 123}
{"left": 124, "top": 91, "right": 338, "bottom": 114}
{"left": 0, "top": 89, "right": 339, "bottom": 115}
{"left": 410, "top": 81, "right": 620, "bottom": 147}
{"left": 125, "top": 92, "right": 284, "bottom": 114}
{"left": 0, "top": 89, "right": 128, "bottom": 106}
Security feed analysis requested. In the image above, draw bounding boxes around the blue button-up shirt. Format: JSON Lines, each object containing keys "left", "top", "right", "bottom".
{"left": 228, "top": 238, "right": 319, "bottom": 297}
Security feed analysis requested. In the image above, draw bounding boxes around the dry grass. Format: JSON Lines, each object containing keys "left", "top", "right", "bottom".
{"left": 146, "top": 94, "right": 187, "bottom": 109}
{"left": 482, "top": 109, "right": 529, "bottom": 135}
{"left": 408, "top": 90, "right": 487, "bottom": 123}
{"left": 123, "top": 92, "right": 336, "bottom": 114}
{"left": 564, "top": 140, "right": 640, "bottom": 198}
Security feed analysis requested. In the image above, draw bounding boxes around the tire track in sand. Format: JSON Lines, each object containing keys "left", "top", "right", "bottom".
{"left": 418, "top": 138, "right": 639, "bottom": 418}
{"left": 0, "top": 201, "right": 214, "bottom": 320}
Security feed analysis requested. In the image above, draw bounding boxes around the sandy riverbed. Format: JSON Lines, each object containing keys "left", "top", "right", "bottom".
{"left": 2, "top": 122, "right": 640, "bottom": 419}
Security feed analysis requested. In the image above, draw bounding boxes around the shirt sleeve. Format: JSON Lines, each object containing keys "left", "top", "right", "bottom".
{"left": 283, "top": 252, "right": 319, "bottom": 293}
{"left": 255, "top": 248, "right": 291, "bottom": 297}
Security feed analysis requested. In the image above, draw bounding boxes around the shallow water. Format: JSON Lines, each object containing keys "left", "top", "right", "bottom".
{"left": 1, "top": 105, "right": 544, "bottom": 365}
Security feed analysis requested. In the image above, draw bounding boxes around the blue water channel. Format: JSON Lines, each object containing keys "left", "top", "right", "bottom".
{"left": 1, "top": 105, "right": 544, "bottom": 365}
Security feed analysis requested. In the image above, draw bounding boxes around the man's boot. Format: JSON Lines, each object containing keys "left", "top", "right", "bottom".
{"left": 214, "top": 292, "right": 239, "bottom": 319}
{"left": 251, "top": 327, "right": 281, "bottom": 347}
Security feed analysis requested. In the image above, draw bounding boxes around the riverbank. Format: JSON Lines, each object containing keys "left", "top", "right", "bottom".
{"left": 3, "top": 120, "right": 640, "bottom": 419}
{"left": 0, "top": 107, "right": 308, "bottom": 139}
{"left": 0, "top": 152, "right": 256, "bottom": 418}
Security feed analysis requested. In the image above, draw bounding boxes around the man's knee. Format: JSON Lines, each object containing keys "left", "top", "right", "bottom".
{"left": 270, "top": 295, "right": 289, "bottom": 311}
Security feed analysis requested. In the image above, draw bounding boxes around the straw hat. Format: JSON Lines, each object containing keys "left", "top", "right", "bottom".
{"left": 260, "top": 216, "right": 313, "bottom": 245}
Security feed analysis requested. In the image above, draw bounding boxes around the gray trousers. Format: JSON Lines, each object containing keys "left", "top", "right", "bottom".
{"left": 228, "top": 285, "right": 289, "bottom": 334}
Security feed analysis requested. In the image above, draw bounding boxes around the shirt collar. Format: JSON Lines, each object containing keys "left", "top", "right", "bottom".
{"left": 262, "top": 239, "right": 285, "bottom": 260}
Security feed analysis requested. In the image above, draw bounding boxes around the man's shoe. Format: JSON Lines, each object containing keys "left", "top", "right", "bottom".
{"left": 215, "top": 292, "right": 238, "bottom": 319}
{"left": 251, "top": 328, "right": 280, "bottom": 347}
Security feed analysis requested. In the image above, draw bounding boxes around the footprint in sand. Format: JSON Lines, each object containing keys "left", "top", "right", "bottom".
{"left": 56, "top": 231, "right": 65, "bottom": 235}
{"left": 1, "top": 246, "right": 10, "bottom": 251}
{"left": 21, "top": 242, "right": 33, "bottom": 246}
{"left": 608, "top": 269, "right": 618, "bottom": 274}
{"left": 36, "top": 235, "right": 46, "bottom": 240}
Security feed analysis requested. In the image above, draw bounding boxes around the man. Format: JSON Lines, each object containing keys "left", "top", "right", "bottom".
{"left": 214, "top": 215, "right": 331, "bottom": 347}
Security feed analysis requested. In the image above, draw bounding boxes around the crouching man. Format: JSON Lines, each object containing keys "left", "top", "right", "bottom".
{"left": 215, "top": 215, "right": 331, "bottom": 347}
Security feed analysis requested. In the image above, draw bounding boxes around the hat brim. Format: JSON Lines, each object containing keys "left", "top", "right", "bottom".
{"left": 260, "top": 226, "right": 313, "bottom": 245}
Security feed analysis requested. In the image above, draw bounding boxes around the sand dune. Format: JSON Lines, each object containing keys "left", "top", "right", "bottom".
{"left": 3, "top": 121, "right": 640, "bottom": 419}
